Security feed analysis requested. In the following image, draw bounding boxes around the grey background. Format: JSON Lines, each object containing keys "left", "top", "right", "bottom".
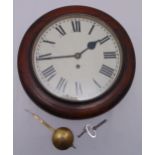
{"left": 14, "top": 0, "right": 142, "bottom": 155}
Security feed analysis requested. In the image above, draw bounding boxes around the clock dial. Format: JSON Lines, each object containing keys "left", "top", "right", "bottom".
{"left": 32, "top": 14, "right": 122, "bottom": 102}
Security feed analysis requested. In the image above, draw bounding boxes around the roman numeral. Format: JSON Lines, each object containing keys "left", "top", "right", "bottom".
{"left": 88, "top": 24, "right": 95, "bottom": 35}
{"left": 42, "top": 65, "right": 56, "bottom": 81}
{"left": 71, "top": 21, "right": 81, "bottom": 32}
{"left": 55, "top": 25, "right": 66, "bottom": 36}
{"left": 104, "top": 51, "right": 116, "bottom": 59}
{"left": 75, "top": 82, "right": 83, "bottom": 95}
{"left": 56, "top": 77, "right": 67, "bottom": 92}
{"left": 99, "top": 36, "right": 110, "bottom": 44}
{"left": 99, "top": 64, "right": 114, "bottom": 78}
{"left": 92, "top": 78, "right": 102, "bottom": 88}
{"left": 43, "top": 40, "right": 56, "bottom": 44}
{"left": 36, "top": 53, "right": 52, "bottom": 60}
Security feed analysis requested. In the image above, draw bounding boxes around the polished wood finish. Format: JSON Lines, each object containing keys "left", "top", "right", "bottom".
{"left": 18, "top": 6, "right": 136, "bottom": 119}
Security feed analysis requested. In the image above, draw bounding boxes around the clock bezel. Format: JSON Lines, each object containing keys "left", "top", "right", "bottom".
{"left": 32, "top": 13, "right": 123, "bottom": 103}
{"left": 18, "top": 6, "right": 135, "bottom": 119}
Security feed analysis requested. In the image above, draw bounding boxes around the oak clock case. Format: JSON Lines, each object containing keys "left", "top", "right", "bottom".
{"left": 18, "top": 6, "right": 135, "bottom": 119}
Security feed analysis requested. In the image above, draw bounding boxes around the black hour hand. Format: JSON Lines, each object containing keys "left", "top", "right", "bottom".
{"left": 87, "top": 35, "right": 110, "bottom": 50}
{"left": 87, "top": 41, "right": 98, "bottom": 49}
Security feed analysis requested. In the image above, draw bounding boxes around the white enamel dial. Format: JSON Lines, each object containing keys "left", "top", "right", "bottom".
{"left": 32, "top": 14, "right": 122, "bottom": 102}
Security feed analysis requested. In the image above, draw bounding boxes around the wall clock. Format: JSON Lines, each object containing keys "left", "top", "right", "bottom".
{"left": 18, "top": 6, "right": 135, "bottom": 119}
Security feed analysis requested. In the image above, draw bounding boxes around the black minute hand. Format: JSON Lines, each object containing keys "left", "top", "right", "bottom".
{"left": 37, "top": 54, "right": 75, "bottom": 60}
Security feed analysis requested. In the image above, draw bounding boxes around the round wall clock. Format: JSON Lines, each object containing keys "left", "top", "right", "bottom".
{"left": 18, "top": 6, "right": 135, "bottom": 119}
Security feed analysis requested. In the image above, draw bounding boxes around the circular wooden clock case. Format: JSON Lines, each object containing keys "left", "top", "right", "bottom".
{"left": 18, "top": 6, "right": 135, "bottom": 119}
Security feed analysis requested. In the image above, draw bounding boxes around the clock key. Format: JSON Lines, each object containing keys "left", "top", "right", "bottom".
{"left": 93, "top": 119, "right": 107, "bottom": 130}
{"left": 77, "top": 128, "right": 87, "bottom": 138}
{"left": 77, "top": 119, "right": 107, "bottom": 138}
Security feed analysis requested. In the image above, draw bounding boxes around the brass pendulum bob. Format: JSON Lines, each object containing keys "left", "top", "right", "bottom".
{"left": 52, "top": 127, "right": 74, "bottom": 150}
{"left": 26, "top": 110, "right": 75, "bottom": 150}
